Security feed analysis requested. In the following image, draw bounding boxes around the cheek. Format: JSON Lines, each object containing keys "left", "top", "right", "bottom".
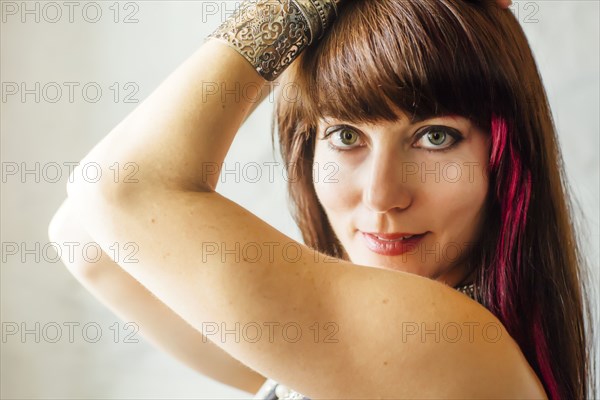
{"left": 312, "top": 146, "right": 360, "bottom": 229}
{"left": 425, "top": 162, "right": 489, "bottom": 236}
{"left": 312, "top": 158, "right": 355, "bottom": 214}
{"left": 313, "top": 178, "right": 339, "bottom": 212}
{"left": 432, "top": 131, "right": 490, "bottom": 224}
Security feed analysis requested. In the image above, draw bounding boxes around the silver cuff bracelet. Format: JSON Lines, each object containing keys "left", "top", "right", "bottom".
{"left": 205, "top": 0, "right": 341, "bottom": 81}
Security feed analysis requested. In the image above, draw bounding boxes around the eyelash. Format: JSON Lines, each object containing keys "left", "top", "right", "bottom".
{"left": 320, "top": 125, "right": 464, "bottom": 153}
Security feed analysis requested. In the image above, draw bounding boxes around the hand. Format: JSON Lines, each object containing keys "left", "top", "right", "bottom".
{"left": 496, "top": 0, "right": 513, "bottom": 9}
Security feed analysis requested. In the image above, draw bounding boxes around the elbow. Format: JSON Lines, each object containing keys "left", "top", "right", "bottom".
{"left": 65, "top": 163, "right": 105, "bottom": 209}
{"left": 47, "top": 202, "right": 76, "bottom": 270}
{"left": 47, "top": 207, "right": 78, "bottom": 275}
{"left": 47, "top": 200, "right": 70, "bottom": 249}
{"left": 66, "top": 161, "right": 135, "bottom": 217}
{"left": 47, "top": 199, "right": 103, "bottom": 280}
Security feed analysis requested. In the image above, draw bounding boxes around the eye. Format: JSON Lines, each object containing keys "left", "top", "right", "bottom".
{"left": 413, "top": 125, "right": 464, "bottom": 152}
{"left": 321, "top": 125, "right": 364, "bottom": 152}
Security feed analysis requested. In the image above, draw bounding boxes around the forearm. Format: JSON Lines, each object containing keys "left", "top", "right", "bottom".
{"left": 61, "top": 3, "right": 349, "bottom": 367}
{"left": 69, "top": 39, "right": 266, "bottom": 196}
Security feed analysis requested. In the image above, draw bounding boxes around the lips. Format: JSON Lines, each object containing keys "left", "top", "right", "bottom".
{"left": 364, "top": 232, "right": 421, "bottom": 241}
{"left": 360, "top": 231, "right": 428, "bottom": 256}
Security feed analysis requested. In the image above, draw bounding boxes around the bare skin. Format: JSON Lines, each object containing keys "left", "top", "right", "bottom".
{"left": 313, "top": 110, "right": 491, "bottom": 285}
{"left": 48, "top": 81, "right": 278, "bottom": 395}
{"left": 51, "top": 1, "right": 549, "bottom": 398}
{"left": 48, "top": 198, "right": 268, "bottom": 394}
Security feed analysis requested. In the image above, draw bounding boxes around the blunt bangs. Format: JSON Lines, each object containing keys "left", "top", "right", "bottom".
{"left": 286, "top": 0, "right": 515, "bottom": 134}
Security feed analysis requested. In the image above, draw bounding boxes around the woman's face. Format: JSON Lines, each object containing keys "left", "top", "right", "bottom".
{"left": 313, "top": 107, "right": 491, "bottom": 287}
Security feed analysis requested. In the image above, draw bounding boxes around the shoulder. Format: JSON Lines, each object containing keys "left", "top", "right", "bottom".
{"left": 430, "top": 298, "right": 548, "bottom": 399}
{"left": 321, "top": 268, "right": 548, "bottom": 398}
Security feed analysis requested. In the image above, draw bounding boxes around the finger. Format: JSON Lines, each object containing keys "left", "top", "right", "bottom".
{"left": 497, "top": 0, "right": 513, "bottom": 9}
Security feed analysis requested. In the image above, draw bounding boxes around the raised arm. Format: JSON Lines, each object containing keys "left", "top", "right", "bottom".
{"left": 63, "top": 1, "right": 543, "bottom": 398}
{"left": 46, "top": 68, "right": 280, "bottom": 394}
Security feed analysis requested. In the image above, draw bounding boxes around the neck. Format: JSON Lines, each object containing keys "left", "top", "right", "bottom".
{"left": 433, "top": 262, "right": 477, "bottom": 288}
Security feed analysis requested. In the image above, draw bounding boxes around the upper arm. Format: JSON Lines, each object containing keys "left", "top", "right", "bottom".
{"left": 48, "top": 197, "right": 269, "bottom": 395}
{"left": 66, "top": 184, "right": 547, "bottom": 398}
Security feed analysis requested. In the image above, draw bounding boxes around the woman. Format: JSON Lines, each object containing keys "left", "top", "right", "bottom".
{"left": 49, "top": 0, "right": 595, "bottom": 398}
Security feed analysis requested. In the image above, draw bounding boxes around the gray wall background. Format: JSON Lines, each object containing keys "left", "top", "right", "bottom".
{"left": 1, "top": 1, "right": 598, "bottom": 398}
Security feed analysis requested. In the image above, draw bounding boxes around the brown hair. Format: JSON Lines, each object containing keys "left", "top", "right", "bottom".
{"left": 271, "top": 0, "right": 596, "bottom": 398}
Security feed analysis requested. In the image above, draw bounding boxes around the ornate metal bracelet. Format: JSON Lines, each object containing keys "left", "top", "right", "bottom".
{"left": 205, "top": 0, "right": 341, "bottom": 81}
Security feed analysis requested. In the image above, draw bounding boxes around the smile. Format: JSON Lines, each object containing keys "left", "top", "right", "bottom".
{"left": 360, "top": 232, "right": 428, "bottom": 256}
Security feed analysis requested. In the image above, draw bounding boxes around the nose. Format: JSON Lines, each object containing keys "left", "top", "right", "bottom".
{"left": 362, "top": 148, "right": 414, "bottom": 213}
